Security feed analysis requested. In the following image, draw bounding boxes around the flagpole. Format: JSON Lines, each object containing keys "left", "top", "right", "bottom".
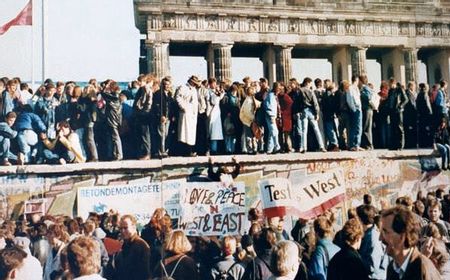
{"left": 41, "top": 0, "right": 47, "bottom": 84}
{"left": 31, "top": 0, "right": 35, "bottom": 90}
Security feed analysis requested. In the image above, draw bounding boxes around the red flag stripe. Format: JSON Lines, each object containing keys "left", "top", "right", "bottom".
{"left": 0, "top": 1, "right": 32, "bottom": 35}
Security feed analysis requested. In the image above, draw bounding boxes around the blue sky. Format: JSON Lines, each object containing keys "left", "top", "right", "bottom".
{"left": 0, "top": 0, "right": 426, "bottom": 88}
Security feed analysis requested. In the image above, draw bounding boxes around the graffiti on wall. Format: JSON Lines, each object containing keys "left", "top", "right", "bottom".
{"left": 0, "top": 155, "right": 448, "bottom": 223}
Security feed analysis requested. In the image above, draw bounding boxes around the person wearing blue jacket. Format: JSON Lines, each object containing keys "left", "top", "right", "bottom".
{"left": 357, "top": 205, "right": 389, "bottom": 280}
{"left": 14, "top": 105, "right": 47, "bottom": 164}
{"left": 0, "top": 112, "right": 18, "bottom": 165}
{"left": 309, "top": 216, "right": 340, "bottom": 280}
{"left": 263, "top": 82, "right": 281, "bottom": 154}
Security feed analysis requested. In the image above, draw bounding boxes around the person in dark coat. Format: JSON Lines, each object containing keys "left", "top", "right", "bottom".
{"left": 151, "top": 77, "right": 175, "bottom": 158}
{"left": 152, "top": 230, "right": 199, "bottom": 280}
{"left": 242, "top": 227, "right": 277, "bottom": 280}
{"left": 416, "top": 83, "right": 434, "bottom": 148}
{"left": 327, "top": 218, "right": 369, "bottom": 280}
{"left": 404, "top": 81, "right": 418, "bottom": 149}
{"left": 101, "top": 80, "right": 122, "bottom": 161}
{"left": 114, "top": 215, "right": 151, "bottom": 280}
{"left": 321, "top": 80, "right": 340, "bottom": 151}
{"left": 387, "top": 80, "right": 408, "bottom": 150}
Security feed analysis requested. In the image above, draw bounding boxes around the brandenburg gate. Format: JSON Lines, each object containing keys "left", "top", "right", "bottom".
{"left": 134, "top": 0, "right": 450, "bottom": 85}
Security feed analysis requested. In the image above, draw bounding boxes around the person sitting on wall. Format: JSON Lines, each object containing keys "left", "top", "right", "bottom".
{"left": 42, "top": 120, "right": 86, "bottom": 165}
{"left": 0, "top": 112, "right": 18, "bottom": 166}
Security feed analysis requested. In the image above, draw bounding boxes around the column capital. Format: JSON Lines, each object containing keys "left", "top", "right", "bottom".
{"left": 350, "top": 45, "right": 369, "bottom": 51}
{"left": 211, "top": 42, "right": 234, "bottom": 49}
{"left": 403, "top": 47, "right": 419, "bottom": 53}
{"left": 274, "top": 44, "right": 294, "bottom": 50}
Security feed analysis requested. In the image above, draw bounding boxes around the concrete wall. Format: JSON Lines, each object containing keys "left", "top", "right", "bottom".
{"left": 0, "top": 150, "right": 448, "bottom": 224}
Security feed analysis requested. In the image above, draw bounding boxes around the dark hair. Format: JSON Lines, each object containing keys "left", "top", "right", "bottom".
{"left": 351, "top": 75, "right": 359, "bottom": 83}
{"left": 314, "top": 78, "right": 322, "bottom": 87}
{"left": 5, "top": 112, "right": 16, "bottom": 120}
{"left": 302, "top": 77, "right": 312, "bottom": 86}
{"left": 254, "top": 227, "right": 277, "bottom": 252}
{"left": 439, "top": 80, "right": 447, "bottom": 88}
{"left": 381, "top": 206, "right": 420, "bottom": 248}
{"left": 363, "top": 194, "right": 372, "bottom": 205}
{"left": 357, "top": 205, "right": 376, "bottom": 225}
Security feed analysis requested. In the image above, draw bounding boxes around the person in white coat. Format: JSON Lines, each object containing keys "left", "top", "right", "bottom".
{"left": 13, "top": 236, "right": 43, "bottom": 280}
{"left": 176, "top": 75, "right": 201, "bottom": 156}
{"left": 206, "top": 78, "right": 225, "bottom": 155}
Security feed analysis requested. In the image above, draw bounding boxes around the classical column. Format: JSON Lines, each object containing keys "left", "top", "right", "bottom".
{"left": 262, "top": 45, "right": 276, "bottom": 84}
{"left": 381, "top": 48, "right": 405, "bottom": 84}
{"left": 403, "top": 48, "right": 419, "bottom": 84}
{"left": 274, "top": 45, "right": 293, "bottom": 84}
{"left": 351, "top": 46, "right": 367, "bottom": 77}
{"left": 212, "top": 43, "right": 233, "bottom": 81}
{"left": 332, "top": 47, "right": 352, "bottom": 82}
{"left": 146, "top": 42, "right": 170, "bottom": 78}
{"left": 424, "top": 49, "right": 450, "bottom": 85}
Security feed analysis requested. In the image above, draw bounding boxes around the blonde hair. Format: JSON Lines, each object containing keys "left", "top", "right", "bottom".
{"left": 164, "top": 230, "right": 192, "bottom": 254}
{"left": 222, "top": 235, "right": 237, "bottom": 256}
{"left": 271, "top": 240, "right": 299, "bottom": 276}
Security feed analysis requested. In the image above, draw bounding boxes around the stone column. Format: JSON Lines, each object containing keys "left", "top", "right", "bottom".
{"left": 381, "top": 48, "right": 405, "bottom": 84}
{"left": 425, "top": 49, "right": 450, "bottom": 85}
{"left": 274, "top": 45, "right": 293, "bottom": 84}
{"left": 146, "top": 42, "right": 170, "bottom": 79}
{"left": 403, "top": 48, "right": 419, "bottom": 84}
{"left": 212, "top": 43, "right": 233, "bottom": 81}
{"left": 332, "top": 47, "right": 352, "bottom": 82}
{"left": 351, "top": 46, "right": 367, "bottom": 77}
{"left": 262, "top": 45, "right": 276, "bottom": 84}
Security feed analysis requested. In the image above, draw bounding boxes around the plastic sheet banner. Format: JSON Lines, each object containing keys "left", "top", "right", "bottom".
{"left": 77, "top": 183, "right": 161, "bottom": 226}
{"left": 259, "top": 169, "right": 346, "bottom": 219}
{"left": 178, "top": 182, "right": 246, "bottom": 236}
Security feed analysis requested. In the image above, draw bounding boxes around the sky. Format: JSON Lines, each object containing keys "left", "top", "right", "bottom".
{"left": 0, "top": 0, "right": 427, "bottom": 88}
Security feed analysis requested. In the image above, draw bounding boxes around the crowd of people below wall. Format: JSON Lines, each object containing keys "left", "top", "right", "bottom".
{"left": 0, "top": 190, "right": 450, "bottom": 280}
{"left": 0, "top": 75, "right": 448, "bottom": 166}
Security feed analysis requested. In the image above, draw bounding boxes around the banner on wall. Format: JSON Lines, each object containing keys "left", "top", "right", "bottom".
{"left": 77, "top": 183, "right": 161, "bottom": 225}
{"left": 178, "top": 182, "right": 246, "bottom": 236}
{"left": 162, "top": 180, "right": 184, "bottom": 219}
{"left": 259, "top": 169, "right": 346, "bottom": 219}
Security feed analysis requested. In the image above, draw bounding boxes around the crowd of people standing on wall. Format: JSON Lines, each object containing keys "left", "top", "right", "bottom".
{"left": 1, "top": 190, "right": 450, "bottom": 279}
{"left": 0, "top": 75, "right": 448, "bottom": 166}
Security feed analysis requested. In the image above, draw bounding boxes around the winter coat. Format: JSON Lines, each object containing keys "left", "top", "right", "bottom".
{"left": 176, "top": 84, "right": 198, "bottom": 145}
{"left": 207, "top": 90, "right": 225, "bottom": 141}
{"left": 239, "top": 95, "right": 261, "bottom": 127}
{"left": 278, "top": 93, "right": 293, "bottom": 132}
{"left": 101, "top": 91, "right": 122, "bottom": 128}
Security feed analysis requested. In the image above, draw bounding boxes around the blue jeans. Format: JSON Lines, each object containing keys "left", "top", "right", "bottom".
{"left": 0, "top": 138, "right": 17, "bottom": 162}
{"left": 43, "top": 148, "right": 75, "bottom": 164}
{"left": 436, "top": 143, "right": 450, "bottom": 168}
{"left": 17, "top": 130, "right": 38, "bottom": 163}
{"left": 349, "top": 109, "right": 362, "bottom": 149}
{"left": 266, "top": 116, "right": 280, "bottom": 153}
{"left": 324, "top": 119, "right": 339, "bottom": 147}
{"left": 225, "top": 136, "right": 236, "bottom": 153}
{"left": 210, "top": 140, "right": 219, "bottom": 154}
{"left": 300, "top": 108, "right": 325, "bottom": 151}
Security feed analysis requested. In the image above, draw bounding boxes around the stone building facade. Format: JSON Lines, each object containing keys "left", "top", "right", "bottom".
{"left": 134, "top": 0, "right": 450, "bottom": 84}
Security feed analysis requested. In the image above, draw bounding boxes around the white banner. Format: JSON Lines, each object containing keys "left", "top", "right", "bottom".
{"left": 77, "top": 183, "right": 162, "bottom": 226}
{"left": 162, "top": 180, "right": 184, "bottom": 219}
{"left": 178, "top": 182, "right": 247, "bottom": 236}
{"left": 259, "top": 169, "right": 346, "bottom": 219}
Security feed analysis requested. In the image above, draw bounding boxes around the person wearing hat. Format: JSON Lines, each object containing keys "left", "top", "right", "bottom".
{"left": 175, "top": 76, "right": 201, "bottom": 156}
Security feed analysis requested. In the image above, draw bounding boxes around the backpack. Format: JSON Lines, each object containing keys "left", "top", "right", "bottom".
{"left": 153, "top": 255, "right": 186, "bottom": 280}
{"left": 216, "top": 262, "right": 238, "bottom": 280}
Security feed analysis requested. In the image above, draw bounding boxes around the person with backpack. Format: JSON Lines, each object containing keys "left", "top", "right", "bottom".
{"left": 152, "top": 230, "right": 199, "bottom": 280}
{"left": 210, "top": 236, "right": 245, "bottom": 280}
